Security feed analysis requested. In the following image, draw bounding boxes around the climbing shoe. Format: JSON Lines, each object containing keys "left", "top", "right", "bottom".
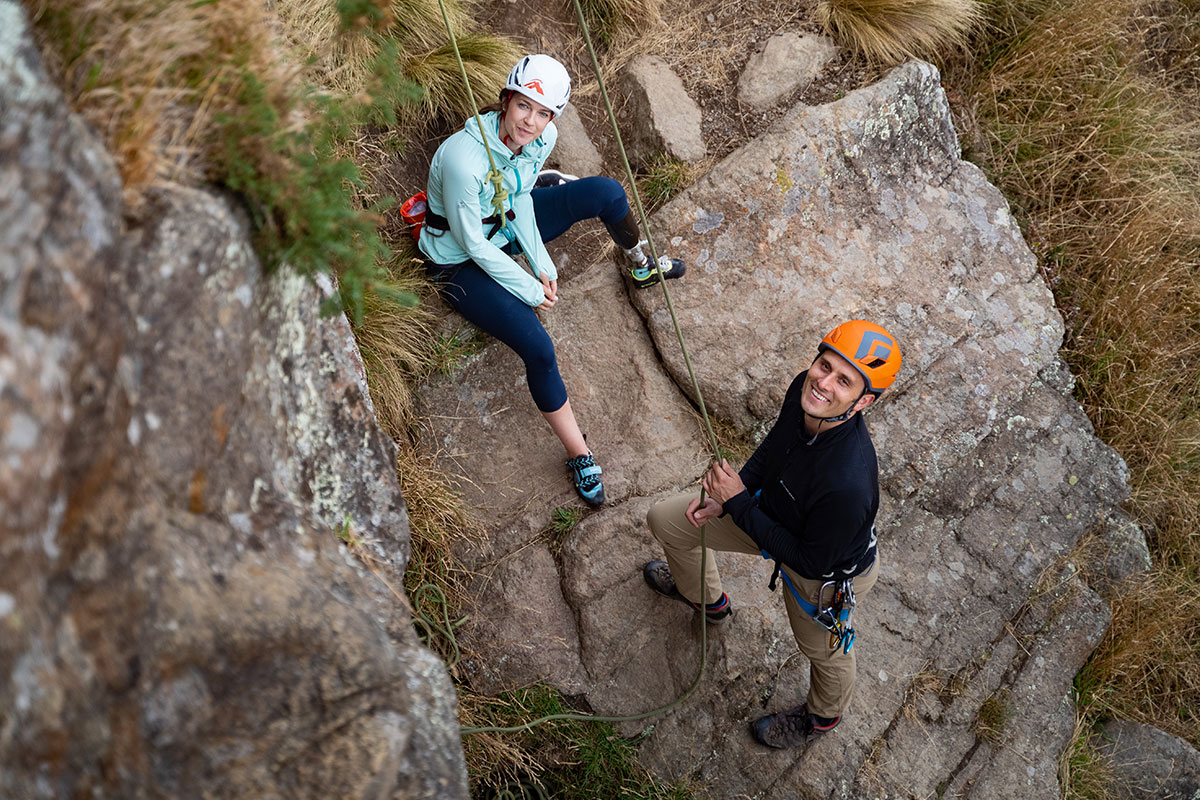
{"left": 642, "top": 560, "right": 731, "bottom": 622}
{"left": 622, "top": 240, "right": 686, "bottom": 289}
{"left": 566, "top": 453, "right": 604, "bottom": 505}
{"left": 750, "top": 704, "right": 840, "bottom": 749}
{"left": 535, "top": 169, "right": 579, "bottom": 188}
{"left": 629, "top": 255, "right": 687, "bottom": 289}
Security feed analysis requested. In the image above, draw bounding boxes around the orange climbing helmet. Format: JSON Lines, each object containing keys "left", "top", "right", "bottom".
{"left": 818, "top": 320, "right": 902, "bottom": 396}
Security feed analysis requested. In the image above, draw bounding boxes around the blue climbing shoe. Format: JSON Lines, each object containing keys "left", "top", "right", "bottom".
{"left": 535, "top": 169, "right": 579, "bottom": 188}
{"left": 643, "top": 560, "right": 731, "bottom": 622}
{"left": 566, "top": 453, "right": 604, "bottom": 505}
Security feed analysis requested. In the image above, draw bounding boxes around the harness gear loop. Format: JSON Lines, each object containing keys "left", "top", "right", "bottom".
{"left": 761, "top": 550, "right": 858, "bottom": 655}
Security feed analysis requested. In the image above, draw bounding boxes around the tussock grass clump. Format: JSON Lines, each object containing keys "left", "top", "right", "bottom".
{"left": 276, "top": 0, "right": 521, "bottom": 128}
{"left": 817, "top": 0, "right": 982, "bottom": 64}
{"left": 575, "top": 0, "right": 665, "bottom": 48}
{"left": 946, "top": 0, "right": 1200, "bottom": 783}
{"left": 402, "top": 35, "right": 524, "bottom": 125}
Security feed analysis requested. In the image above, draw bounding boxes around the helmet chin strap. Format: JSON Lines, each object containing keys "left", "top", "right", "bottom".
{"left": 804, "top": 390, "right": 866, "bottom": 444}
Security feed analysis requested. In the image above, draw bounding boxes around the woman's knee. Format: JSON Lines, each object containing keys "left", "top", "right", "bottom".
{"left": 588, "top": 176, "right": 630, "bottom": 222}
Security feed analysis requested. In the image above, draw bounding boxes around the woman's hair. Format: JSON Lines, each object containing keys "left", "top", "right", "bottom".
{"left": 478, "top": 90, "right": 510, "bottom": 116}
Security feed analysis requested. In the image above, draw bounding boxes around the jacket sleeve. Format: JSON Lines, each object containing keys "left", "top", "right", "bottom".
{"left": 723, "top": 487, "right": 869, "bottom": 578}
{"left": 441, "top": 154, "right": 546, "bottom": 307}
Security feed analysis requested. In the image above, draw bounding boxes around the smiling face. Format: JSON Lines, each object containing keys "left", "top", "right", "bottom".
{"left": 499, "top": 92, "right": 554, "bottom": 152}
{"left": 801, "top": 348, "right": 875, "bottom": 430}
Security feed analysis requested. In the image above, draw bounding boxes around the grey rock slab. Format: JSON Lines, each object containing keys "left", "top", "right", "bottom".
{"left": 546, "top": 104, "right": 603, "bottom": 178}
{"left": 1099, "top": 720, "right": 1200, "bottom": 800}
{"left": 0, "top": 5, "right": 468, "bottom": 794}
{"left": 457, "top": 542, "right": 589, "bottom": 695}
{"left": 621, "top": 55, "right": 706, "bottom": 165}
{"left": 1084, "top": 512, "right": 1153, "bottom": 597}
{"left": 418, "top": 258, "right": 708, "bottom": 565}
{"left": 737, "top": 32, "right": 840, "bottom": 111}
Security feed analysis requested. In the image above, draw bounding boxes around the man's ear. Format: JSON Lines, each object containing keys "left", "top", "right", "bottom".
{"left": 853, "top": 393, "right": 875, "bottom": 415}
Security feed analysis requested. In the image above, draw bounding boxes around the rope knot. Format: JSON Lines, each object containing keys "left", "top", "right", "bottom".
{"left": 487, "top": 168, "right": 508, "bottom": 227}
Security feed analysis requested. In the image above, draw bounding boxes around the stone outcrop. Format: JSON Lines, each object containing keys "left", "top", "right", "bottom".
{"left": 620, "top": 55, "right": 706, "bottom": 165}
{"left": 0, "top": 4, "right": 467, "bottom": 797}
{"left": 1099, "top": 720, "right": 1200, "bottom": 800}
{"left": 737, "top": 32, "right": 839, "bottom": 110}
{"left": 420, "top": 60, "right": 1137, "bottom": 798}
{"left": 547, "top": 104, "right": 604, "bottom": 179}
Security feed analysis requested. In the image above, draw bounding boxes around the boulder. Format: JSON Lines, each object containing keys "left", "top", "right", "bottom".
{"left": 737, "top": 32, "right": 839, "bottom": 111}
{"left": 620, "top": 55, "right": 706, "bottom": 165}
{"left": 547, "top": 104, "right": 604, "bottom": 179}
{"left": 1082, "top": 512, "right": 1153, "bottom": 596}
{"left": 424, "top": 59, "right": 1134, "bottom": 799}
{"left": 1099, "top": 719, "right": 1200, "bottom": 800}
{"left": 0, "top": 4, "right": 467, "bottom": 796}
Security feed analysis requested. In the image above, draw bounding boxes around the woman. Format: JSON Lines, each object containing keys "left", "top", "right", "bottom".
{"left": 418, "top": 54, "right": 685, "bottom": 505}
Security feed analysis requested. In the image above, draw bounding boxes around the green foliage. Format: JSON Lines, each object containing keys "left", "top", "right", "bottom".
{"left": 636, "top": 152, "right": 695, "bottom": 213}
{"left": 468, "top": 685, "right": 695, "bottom": 800}
{"left": 214, "top": 14, "right": 424, "bottom": 325}
{"left": 550, "top": 506, "right": 584, "bottom": 535}
{"left": 974, "top": 690, "right": 1008, "bottom": 743}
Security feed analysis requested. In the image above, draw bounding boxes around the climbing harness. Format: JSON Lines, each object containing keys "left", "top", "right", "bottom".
{"left": 749, "top": 485, "right": 860, "bottom": 654}
{"left": 761, "top": 551, "right": 858, "bottom": 655}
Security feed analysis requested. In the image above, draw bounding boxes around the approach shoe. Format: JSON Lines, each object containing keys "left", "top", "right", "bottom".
{"left": 751, "top": 703, "right": 840, "bottom": 749}
{"left": 566, "top": 453, "right": 604, "bottom": 505}
{"left": 535, "top": 169, "right": 580, "bottom": 188}
{"left": 642, "top": 560, "right": 731, "bottom": 622}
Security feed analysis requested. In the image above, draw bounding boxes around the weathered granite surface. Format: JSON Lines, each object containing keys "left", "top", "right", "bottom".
{"left": 1099, "top": 719, "right": 1200, "bottom": 800}
{"left": 737, "top": 32, "right": 839, "bottom": 110}
{"left": 621, "top": 55, "right": 707, "bottom": 165}
{"left": 420, "top": 59, "right": 1140, "bottom": 799}
{"left": 0, "top": 4, "right": 467, "bottom": 796}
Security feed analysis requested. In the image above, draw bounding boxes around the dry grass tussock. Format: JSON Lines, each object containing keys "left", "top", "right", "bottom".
{"left": 817, "top": 0, "right": 981, "bottom": 64}
{"left": 948, "top": 0, "right": 1200, "bottom": 769}
{"left": 25, "top": 0, "right": 287, "bottom": 200}
{"left": 276, "top": 0, "right": 521, "bottom": 128}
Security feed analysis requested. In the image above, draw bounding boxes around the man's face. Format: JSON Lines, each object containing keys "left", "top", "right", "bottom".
{"left": 801, "top": 349, "right": 873, "bottom": 420}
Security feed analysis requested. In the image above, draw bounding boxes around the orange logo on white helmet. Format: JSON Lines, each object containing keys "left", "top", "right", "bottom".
{"left": 524, "top": 79, "right": 545, "bottom": 95}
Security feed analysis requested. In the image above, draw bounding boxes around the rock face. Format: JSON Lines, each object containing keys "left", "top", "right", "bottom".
{"left": 737, "top": 32, "right": 839, "bottom": 110}
{"left": 1099, "top": 720, "right": 1200, "bottom": 800}
{"left": 421, "top": 59, "right": 1136, "bottom": 799}
{"left": 546, "top": 104, "right": 604, "bottom": 179}
{"left": 621, "top": 55, "right": 707, "bottom": 165}
{"left": 0, "top": 4, "right": 468, "bottom": 797}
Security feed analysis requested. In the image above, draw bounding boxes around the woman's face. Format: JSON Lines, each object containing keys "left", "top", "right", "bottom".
{"left": 500, "top": 92, "right": 554, "bottom": 152}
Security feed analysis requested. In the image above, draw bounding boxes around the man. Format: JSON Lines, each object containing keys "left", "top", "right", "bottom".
{"left": 643, "top": 319, "right": 901, "bottom": 749}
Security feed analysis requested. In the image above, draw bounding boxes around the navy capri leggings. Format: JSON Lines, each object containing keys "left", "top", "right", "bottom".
{"left": 427, "top": 177, "right": 629, "bottom": 413}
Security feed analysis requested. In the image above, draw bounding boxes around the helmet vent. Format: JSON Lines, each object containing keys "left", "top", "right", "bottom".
{"left": 865, "top": 358, "right": 887, "bottom": 369}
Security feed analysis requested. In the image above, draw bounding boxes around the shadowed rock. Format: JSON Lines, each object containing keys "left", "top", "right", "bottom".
{"left": 1099, "top": 720, "right": 1200, "bottom": 800}
{"left": 620, "top": 55, "right": 706, "bottom": 165}
{"left": 1, "top": 4, "right": 467, "bottom": 796}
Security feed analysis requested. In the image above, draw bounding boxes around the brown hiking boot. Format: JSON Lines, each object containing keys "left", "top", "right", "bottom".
{"left": 750, "top": 704, "right": 840, "bottom": 749}
{"left": 642, "top": 560, "right": 731, "bottom": 622}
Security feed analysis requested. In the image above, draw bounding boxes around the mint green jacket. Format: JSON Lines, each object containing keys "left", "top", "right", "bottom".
{"left": 418, "top": 112, "right": 558, "bottom": 307}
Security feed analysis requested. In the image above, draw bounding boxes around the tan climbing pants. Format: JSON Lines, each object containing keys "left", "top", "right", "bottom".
{"left": 647, "top": 493, "right": 879, "bottom": 718}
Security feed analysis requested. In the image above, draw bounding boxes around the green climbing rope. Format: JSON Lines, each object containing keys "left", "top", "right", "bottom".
{"left": 435, "top": 0, "right": 508, "bottom": 227}
{"left": 449, "top": 0, "right": 726, "bottom": 737}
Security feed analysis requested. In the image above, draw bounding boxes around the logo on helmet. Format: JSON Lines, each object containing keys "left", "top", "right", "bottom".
{"left": 854, "top": 331, "right": 894, "bottom": 368}
{"left": 524, "top": 79, "right": 545, "bottom": 95}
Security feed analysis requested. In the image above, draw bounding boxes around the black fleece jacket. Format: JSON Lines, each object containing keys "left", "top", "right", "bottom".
{"left": 723, "top": 370, "right": 879, "bottom": 580}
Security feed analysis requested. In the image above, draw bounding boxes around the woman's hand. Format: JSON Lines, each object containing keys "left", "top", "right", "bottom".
{"left": 536, "top": 274, "right": 558, "bottom": 310}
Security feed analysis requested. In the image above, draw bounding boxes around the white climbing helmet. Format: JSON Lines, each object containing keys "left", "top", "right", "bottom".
{"left": 505, "top": 54, "right": 571, "bottom": 118}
